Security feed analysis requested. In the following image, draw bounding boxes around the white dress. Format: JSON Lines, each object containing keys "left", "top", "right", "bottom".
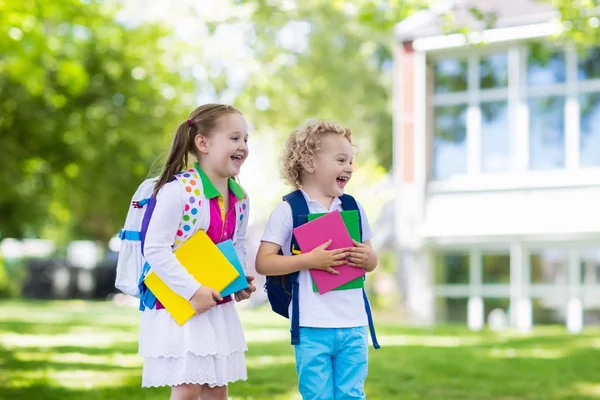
{"left": 139, "top": 304, "right": 247, "bottom": 387}
{"left": 138, "top": 178, "right": 248, "bottom": 388}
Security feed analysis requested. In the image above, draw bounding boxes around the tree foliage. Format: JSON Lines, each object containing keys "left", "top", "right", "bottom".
{"left": 232, "top": 0, "right": 424, "bottom": 171}
{"left": 0, "top": 0, "right": 194, "bottom": 243}
{"left": 2, "top": 0, "right": 598, "bottom": 243}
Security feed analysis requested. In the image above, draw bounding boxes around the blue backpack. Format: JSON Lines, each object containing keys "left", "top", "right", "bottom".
{"left": 264, "top": 189, "right": 380, "bottom": 349}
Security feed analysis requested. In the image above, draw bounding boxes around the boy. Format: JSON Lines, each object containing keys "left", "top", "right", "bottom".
{"left": 255, "top": 119, "right": 378, "bottom": 400}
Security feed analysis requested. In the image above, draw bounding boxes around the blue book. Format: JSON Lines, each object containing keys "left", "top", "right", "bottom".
{"left": 217, "top": 240, "right": 248, "bottom": 298}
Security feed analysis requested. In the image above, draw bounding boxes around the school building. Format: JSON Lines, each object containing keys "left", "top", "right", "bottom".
{"left": 392, "top": 0, "right": 600, "bottom": 331}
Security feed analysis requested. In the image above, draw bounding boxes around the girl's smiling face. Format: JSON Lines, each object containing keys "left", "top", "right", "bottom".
{"left": 196, "top": 113, "right": 249, "bottom": 178}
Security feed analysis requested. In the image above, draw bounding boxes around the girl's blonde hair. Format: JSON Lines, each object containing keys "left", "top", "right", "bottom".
{"left": 154, "top": 104, "right": 241, "bottom": 195}
{"left": 281, "top": 119, "right": 353, "bottom": 189}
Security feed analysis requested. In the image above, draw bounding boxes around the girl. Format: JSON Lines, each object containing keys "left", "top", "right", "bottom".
{"left": 139, "top": 104, "right": 255, "bottom": 400}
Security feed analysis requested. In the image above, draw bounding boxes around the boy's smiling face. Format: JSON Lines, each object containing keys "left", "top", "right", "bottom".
{"left": 309, "top": 134, "right": 354, "bottom": 198}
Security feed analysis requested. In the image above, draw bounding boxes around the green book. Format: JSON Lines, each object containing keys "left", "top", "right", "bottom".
{"left": 307, "top": 210, "right": 364, "bottom": 292}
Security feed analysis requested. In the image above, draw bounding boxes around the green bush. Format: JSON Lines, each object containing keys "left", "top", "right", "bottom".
{"left": 0, "top": 255, "right": 22, "bottom": 298}
{"left": 0, "top": 254, "right": 11, "bottom": 298}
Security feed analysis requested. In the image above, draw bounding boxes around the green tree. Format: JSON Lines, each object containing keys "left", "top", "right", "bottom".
{"left": 231, "top": 0, "right": 425, "bottom": 171}
{"left": 0, "top": 0, "right": 195, "bottom": 243}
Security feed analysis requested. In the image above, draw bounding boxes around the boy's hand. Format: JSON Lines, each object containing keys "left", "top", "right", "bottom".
{"left": 306, "top": 240, "right": 349, "bottom": 274}
{"left": 190, "top": 286, "right": 222, "bottom": 315}
{"left": 347, "top": 240, "right": 378, "bottom": 272}
{"left": 234, "top": 275, "right": 257, "bottom": 302}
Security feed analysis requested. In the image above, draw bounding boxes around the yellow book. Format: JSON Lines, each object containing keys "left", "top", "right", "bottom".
{"left": 144, "top": 230, "right": 240, "bottom": 325}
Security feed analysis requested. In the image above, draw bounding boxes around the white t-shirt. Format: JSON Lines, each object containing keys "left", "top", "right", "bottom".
{"left": 261, "top": 189, "right": 372, "bottom": 328}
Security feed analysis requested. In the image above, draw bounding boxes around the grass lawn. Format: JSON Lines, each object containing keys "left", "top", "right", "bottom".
{"left": 1, "top": 300, "right": 600, "bottom": 399}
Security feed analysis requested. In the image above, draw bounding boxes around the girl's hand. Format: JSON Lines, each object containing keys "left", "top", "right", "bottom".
{"left": 234, "top": 275, "right": 257, "bottom": 302}
{"left": 306, "top": 240, "right": 350, "bottom": 274}
{"left": 190, "top": 286, "right": 222, "bottom": 315}
{"left": 347, "top": 240, "right": 378, "bottom": 272}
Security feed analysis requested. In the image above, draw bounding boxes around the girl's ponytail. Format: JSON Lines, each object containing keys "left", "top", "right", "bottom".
{"left": 153, "top": 104, "right": 241, "bottom": 196}
{"left": 154, "top": 121, "right": 193, "bottom": 196}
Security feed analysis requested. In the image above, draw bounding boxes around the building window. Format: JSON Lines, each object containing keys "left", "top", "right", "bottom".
{"left": 480, "top": 52, "right": 508, "bottom": 89}
{"left": 431, "top": 247, "right": 600, "bottom": 326}
{"left": 435, "top": 252, "right": 469, "bottom": 284}
{"left": 577, "top": 48, "right": 600, "bottom": 81}
{"left": 431, "top": 52, "right": 510, "bottom": 180}
{"left": 579, "top": 93, "right": 600, "bottom": 167}
{"left": 580, "top": 249, "right": 600, "bottom": 285}
{"left": 530, "top": 251, "right": 568, "bottom": 285}
{"left": 481, "top": 101, "right": 510, "bottom": 173}
{"left": 428, "top": 45, "right": 600, "bottom": 184}
{"left": 436, "top": 297, "right": 468, "bottom": 323}
{"left": 578, "top": 47, "right": 600, "bottom": 168}
{"left": 482, "top": 253, "right": 510, "bottom": 284}
{"left": 433, "top": 58, "right": 467, "bottom": 94}
{"left": 526, "top": 49, "right": 566, "bottom": 86}
{"left": 433, "top": 105, "right": 467, "bottom": 180}
{"left": 528, "top": 96, "right": 566, "bottom": 170}
{"left": 532, "top": 299, "right": 565, "bottom": 325}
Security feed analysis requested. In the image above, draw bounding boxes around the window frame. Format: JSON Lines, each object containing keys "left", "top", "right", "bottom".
{"left": 431, "top": 243, "right": 600, "bottom": 325}
{"left": 425, "top": 42, "right": 600, "bottom": 193}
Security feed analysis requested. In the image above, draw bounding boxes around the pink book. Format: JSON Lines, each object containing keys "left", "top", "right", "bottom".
{"left": 292, "top": 210, "right": 366, "bottom": 294}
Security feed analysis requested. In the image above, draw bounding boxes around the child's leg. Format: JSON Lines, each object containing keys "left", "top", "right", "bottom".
{"left": 170, "top": 383, "right": 202, "bottom": 400}
{"left": 294, "top": 327, "right": 335, "bottom": 400}
{"left": 199, "top": 384, "right": 227, "bottom": 400}
{"left": 332, "top": 327, "right": 369, "bottom": 400}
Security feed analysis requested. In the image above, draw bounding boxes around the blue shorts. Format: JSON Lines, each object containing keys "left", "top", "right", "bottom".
{"left": 294, "top": 327, "right": 368, "bottom": 400}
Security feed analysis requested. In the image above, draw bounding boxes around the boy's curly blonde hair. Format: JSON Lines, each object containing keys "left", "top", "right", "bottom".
{"left": 281, "top": 119, "right": 353, "bottom": 189}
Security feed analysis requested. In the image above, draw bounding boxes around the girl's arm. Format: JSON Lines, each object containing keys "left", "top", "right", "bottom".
{"left": 143, "top": 181, "right": 201, "bottom": 300}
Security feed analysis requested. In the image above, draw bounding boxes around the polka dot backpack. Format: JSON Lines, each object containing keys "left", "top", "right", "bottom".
{"left": 114, "top": 165, "right": 249, "bottom": 305}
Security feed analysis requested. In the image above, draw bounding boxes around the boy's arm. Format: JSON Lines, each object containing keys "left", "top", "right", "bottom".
{"left": 361, "top": 240, "right": 378, "bottom": 272}
{"left": 255, "top": 241, "right": 346, "bottom": 276}
{"left": 255, "top": 242, "right": 311, "bottom": 276}
{"left": 347, "top": 200, "right": 378, "bottom": 272}
{"left": 347, "top": 239, "right": 378, "bottom": 273}
{"left": 256, "top": 201, "right": 349, "bottom": 276}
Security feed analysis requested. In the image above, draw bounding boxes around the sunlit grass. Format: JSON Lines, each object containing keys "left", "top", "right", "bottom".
{"left": 2, "top": 300, "right": 600, "bottom": 399}
{"left": 0, "top": 331, "right": 137, "bottom": 349}
{"left": 575, "top": 382, "right": 600, "bottom": 397}
{"left": 5, "top": 368, "right": 140, "bottom": 389}
{"left": 487, "top": 347, "right": 566, "bottom": 359}
{"left": 245, "top": 354, "right": 295, "bottom": 367}
{"left": 13, "top": 351, "right": 142, "bottom": 368}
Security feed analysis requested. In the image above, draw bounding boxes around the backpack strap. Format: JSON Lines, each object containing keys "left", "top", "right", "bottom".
{"left": 139, "top": 196, "right": 158, "bottom": 258}
{"left": 282, "top": 189, "right": 309, "bottom": 345}
{"left": 339, "top": 194, "right": 380, "bottom": 349}
{"left": 339, "top": 194, "right": 363, "bottom": 240}
{"left": 137, "top": 196, "right": 158, "bottom": 311}
{"left": 284, "top": 190, "right": 310, "bottom": 229}
{"left": 118, "top": 229, "right": 142, "bottom": 241}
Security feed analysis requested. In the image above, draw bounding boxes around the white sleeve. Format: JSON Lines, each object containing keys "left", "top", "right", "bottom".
{"left": 260, "top": 201, "right": 293, "bottom": 249}
{"left": 234, "top": 192, "right": 250, "bottom": 271}
{"left": 357, "top": 201, "right": 373, "bottom": 242}
{"left": 143, "top": 181, "right": 201, "bottom": 300}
